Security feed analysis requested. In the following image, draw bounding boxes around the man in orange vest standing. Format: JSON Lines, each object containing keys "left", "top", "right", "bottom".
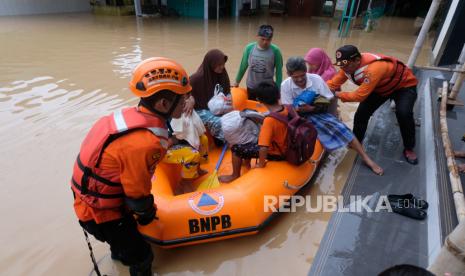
{"left": 327, "top": 45, "right": 419, "bottom": 164}
{"left": 71, "top": 57, "right": 191, "bottom": 275}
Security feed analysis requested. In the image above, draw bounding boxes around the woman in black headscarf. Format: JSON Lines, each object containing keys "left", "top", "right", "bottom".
{"left": 184, "top": 49, "right": 231, "bottom": 140}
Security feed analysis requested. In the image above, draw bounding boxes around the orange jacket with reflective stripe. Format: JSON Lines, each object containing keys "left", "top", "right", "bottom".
{"left": 72, "top": 107, "right": 168, "bottom": 223}
{"left": 327, "top": 53, "right": 418, "bottom": 102}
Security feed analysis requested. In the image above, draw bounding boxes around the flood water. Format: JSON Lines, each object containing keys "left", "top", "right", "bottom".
{"left": 0, "top": 12, "right": 431, "bottom": 275}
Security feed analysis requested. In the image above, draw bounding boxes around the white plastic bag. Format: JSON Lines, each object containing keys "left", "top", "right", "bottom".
{"left": 207, "top": 84, "right": 233, "bottom": 115}
{"left": 170, "top": 110, "right": 206, "bottom": 150}
{"left": 221, "top": 110, "right": 262, "bottom": 146}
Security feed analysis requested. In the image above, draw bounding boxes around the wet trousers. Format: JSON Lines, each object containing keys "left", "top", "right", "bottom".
{"left": 353, "top": 86, "right": 417, "bottom": 150}
{"left": 79, "top": 215, "right": 153, "bottom": 276}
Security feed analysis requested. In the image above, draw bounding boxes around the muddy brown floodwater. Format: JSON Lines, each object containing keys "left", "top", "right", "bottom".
{"left": 0, "top": 13, "right": 431, "bottom": 275}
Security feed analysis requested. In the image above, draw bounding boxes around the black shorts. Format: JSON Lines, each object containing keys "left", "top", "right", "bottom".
{"left": 231, "top": 142, "right": 284, "bottom": 161}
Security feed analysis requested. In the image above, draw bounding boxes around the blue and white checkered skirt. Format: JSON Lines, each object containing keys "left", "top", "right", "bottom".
{"left": 306, "top": 113, "right": 354, "bottom": 151}
{"left": 196, "top": 109, "right": 224, "bottom": 141}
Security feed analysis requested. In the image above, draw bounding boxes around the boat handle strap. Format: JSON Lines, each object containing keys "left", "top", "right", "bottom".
{"left": 283, "top": 180, "right": 307, "bottom": 190}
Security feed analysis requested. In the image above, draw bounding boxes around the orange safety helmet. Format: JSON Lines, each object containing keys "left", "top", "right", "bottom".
{"left": 129, "top": 57, "right": 192, "bottom": 98}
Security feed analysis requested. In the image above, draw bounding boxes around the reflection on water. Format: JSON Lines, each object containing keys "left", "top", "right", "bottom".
{"left": 112, "top": 42, "right": 143, "bottom": 78}
{"left": 0, "top": 76, "right": 133, "bottom": 146}
{"left": 0, "top": 13, "right": 430, "bottom": 275}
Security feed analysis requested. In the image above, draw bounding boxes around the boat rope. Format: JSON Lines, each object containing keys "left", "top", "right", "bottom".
{"left": 283, "top": 180, "right": 308, "bottom": 190}
{"left": 445, "top": 236, "right": 465, "bottom": 263}
{"left": 283, "top": 154, "right": 322, "bottom": 190}
{"left": 83, "top": 229, "right": 105, "bottom": 276}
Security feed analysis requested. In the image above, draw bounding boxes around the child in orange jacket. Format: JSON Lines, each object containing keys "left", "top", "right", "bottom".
{"left": 219, "top": 82, "right": 287, "bottom": 183}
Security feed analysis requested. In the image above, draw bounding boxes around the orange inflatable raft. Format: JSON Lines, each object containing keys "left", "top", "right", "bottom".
{"left": 139, "top": 88, "right": 325, "bottom": 248}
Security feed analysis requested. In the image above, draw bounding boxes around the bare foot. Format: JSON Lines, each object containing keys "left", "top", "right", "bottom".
{"left": 183, "top": 184, "right": 194, "bottom": 194}
{"left": 458, "top": 164, "right": 465, "bottom": 173}
{"left": 173, "top": 185, "right": 183, "bottom": 196}
{"left": 197, "top": 168, "right": 208, "bottom": 176}
{"left": 454, "top": 151, "right": 465, "bottom": 158}
{"left": 243, "top": 159, "right": 252, "bottom": 169}
{"left": 180, "top": 179, "right": 194, "bottom": 194}
{"left": 363, "top": 159, "right": 384, "bottom": 176}
{"left": 218, "top": 174, "right": 239, "bottom": 183}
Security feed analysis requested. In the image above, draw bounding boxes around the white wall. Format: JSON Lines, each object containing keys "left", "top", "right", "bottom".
{"left": 204, "top": 0, "right": 208, "bottom": 19}
{"left": 251, "top": 0, "right": 257, "bottom": 9}
{"left": 0, "top": 0, "right": 90, "bottom": 16}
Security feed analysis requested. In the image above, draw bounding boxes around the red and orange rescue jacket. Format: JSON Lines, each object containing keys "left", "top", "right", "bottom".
{"left": 72, "top": 106, "right": 168, "bottom": 223}
{"left": 327, "top": 53, "right": 418, "bottom": 102}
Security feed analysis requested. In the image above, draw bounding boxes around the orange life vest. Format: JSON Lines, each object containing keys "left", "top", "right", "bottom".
{"left": 347, "top": 53, "right": 407, "bottom": 95}
{"left": 70, "top": 107, "right": 169, "bottom": 210}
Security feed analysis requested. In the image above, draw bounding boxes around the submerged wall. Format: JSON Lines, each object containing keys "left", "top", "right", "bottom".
{"left": 0, "top": 0, "right": 90, "bottom": 16}
{"left": 167, "top": 0, "right": 204, "bottom": 18}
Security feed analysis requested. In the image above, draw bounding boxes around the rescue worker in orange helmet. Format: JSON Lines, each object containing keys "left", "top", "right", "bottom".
{"left": 71, "top": 57, "right": 191, "bottom": 276}
{"left": 327, "top": 45, "right": 419, "bottom": 165}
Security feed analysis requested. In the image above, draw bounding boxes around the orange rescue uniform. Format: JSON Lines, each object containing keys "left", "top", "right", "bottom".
{"left": 73, "top": 106, "right": 167, "bottom": 224}
{"left": 327, "top": 53, "right": 418, "bottom": 102}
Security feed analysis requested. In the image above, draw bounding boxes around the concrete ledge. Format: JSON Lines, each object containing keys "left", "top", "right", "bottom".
{"left": 309, "top": 70, "right": 443, "bottom": 275}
